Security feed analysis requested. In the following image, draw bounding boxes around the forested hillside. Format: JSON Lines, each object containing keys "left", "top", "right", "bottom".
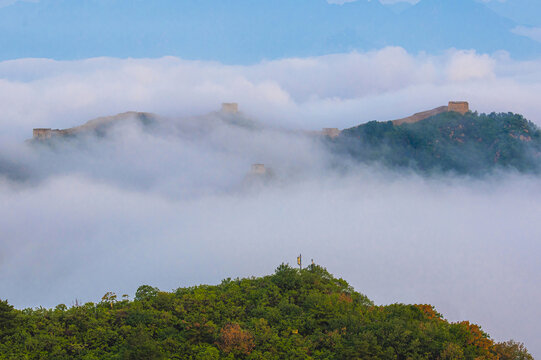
{"left": 0, "top": 265, "right": 532, "bottom": 359}
{"left": 333, "top": 112, "right": 541, "bottom": 175}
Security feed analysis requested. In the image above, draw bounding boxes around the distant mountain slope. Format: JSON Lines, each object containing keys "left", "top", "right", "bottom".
{"left": 332, "top": 111, "right": 541, "bottom": 175}
{"left": 0, "top": 0, "right": 393, "bottom": 63}
{"left": 0, "top": 0, "right": 539, "bottom": 62}
{"left": 485, "top": 0, "right": 541, "bottom": 26}
{"left": 0, "top": 156, "right": 28, "bottom": 181}
{"left": 29, "top": 106, "right": 261, "bottom": 142}
{"left": 67, "top": 111, "right": 158, "bottom": 135}
{"left": 30, "top": 112, "right": 158, "bottom": 140}
{"left": 392, "top": 105, "right": 449, "bottom": 126}
{"left": 395, "top": 0, "right": 540, "bottom": 57}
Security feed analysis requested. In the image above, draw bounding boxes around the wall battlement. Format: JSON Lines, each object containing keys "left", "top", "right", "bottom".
{"left": 32, "top": 128, "right": 73, "bottom": 140}
{"left": 392, "top": 101, "right": 471, "bottom": 125}
{"left": 33, "top": 128, "right": 52, "bottom": 139}
{"left": 32, "top": 128, "right": 67, "bottom": 139}
{"left": 448, "top": 101, "right": 469, "bottom": 115}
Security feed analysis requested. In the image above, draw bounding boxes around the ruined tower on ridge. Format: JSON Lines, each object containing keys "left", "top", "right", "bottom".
{"left": 321, "top": 128, "right": 341, "bottom": 139}
{"left": 33, "top": 128, "right": 54, "bottom": 139}
{"left": 251, "top": 164, "right": 267, "bottom": 175}
{"left": 32, "top": 128, "right": 67, "bottom": 139}
{"left": 448, "top": 101, "right": 469, "bottom": 115}
{"left": 243, "top": 163, "right": 275, "bottom": 188}
{"left": 221, "top": 103, "right": 239, "bottom": 114}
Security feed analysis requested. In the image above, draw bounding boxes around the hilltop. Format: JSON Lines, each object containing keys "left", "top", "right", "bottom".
{"left": 0, "top": 264, "right": 533, "bottom": 359}
{"left": 331, "top": 109, "right": 541, "bottom": 175}
{"left": 29, "top": 103, "right": 260, "bottom": 142}
{"left": 32, "top": 112, "right": 158, "bottom": 140}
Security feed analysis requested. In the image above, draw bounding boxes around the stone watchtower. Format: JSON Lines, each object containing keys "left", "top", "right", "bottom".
{"left": 33, "top": 128, "right": 65, "bottom": 139}
{"left": 33, "top": 128, "right": 54, "bottom": 139}
{"left": 251, "top": 164, "right": 267, "bottom": 175}
{"left": 322, "top": 128, "right": 341, "bottom": 139}
{"left": 221, "top": 103, "right": 239, "bottom": 114}
{"left": 448, "top": 101, "right": 469, "bottom": 115}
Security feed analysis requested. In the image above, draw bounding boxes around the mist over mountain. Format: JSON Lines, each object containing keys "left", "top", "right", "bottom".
{"left": 1, "top": 0, "right": 539, "bottom": 63}
{"left": 20, "top": 106, "right": 541, "bottom": 181}
{"left": 486, "top": 0, "right": 541, "bottom": 27}
{"left": 395, "top": 0, "right": 540, "bottom": 57}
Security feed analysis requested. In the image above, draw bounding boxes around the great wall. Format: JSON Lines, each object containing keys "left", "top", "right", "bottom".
{"left": 31, "top": 104, "right": 243, "bottom": 140}
{"left": 29, "top": 101, "right": 472, "bottom": 184}
{"left": 310, "top": 101, "right": 469, "bottom": 138}
{"left": 32, "top": 101, "right": 470, "bottom": 140}
{"left": 392, "top": 101, "right": 469, "bottom": 126}
{"left": 32, "top": 111, "right": 155, "bottom": 140}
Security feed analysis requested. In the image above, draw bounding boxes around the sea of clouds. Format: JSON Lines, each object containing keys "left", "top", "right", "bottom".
{"left": 1, "top": 47, "right": 541, "bottom": 355}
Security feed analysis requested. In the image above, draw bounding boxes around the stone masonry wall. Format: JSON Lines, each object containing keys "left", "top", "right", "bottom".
{"left": 448, "top": 101, "right": 469, "bottom": 115}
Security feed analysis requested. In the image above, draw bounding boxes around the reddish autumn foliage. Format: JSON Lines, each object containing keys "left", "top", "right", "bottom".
{"left": 416, "top": 304, "right": 442, "bottom": 320}
{"left": 217, "top": 323, "right": 255, "bottom": 355}
{"left": 338, "top": 292, "right": 353, "bottom": 304}
{"left": 459, "top": 321, "right": 495, "bottom": 351}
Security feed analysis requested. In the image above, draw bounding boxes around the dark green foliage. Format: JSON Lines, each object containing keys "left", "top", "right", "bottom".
{"left": 0, "top": 265, "right": 532, "bottom": 359}
{"left": 333, "top": 111, "right": 541, "bottom": 175}
{"left": 0, "top": 299, "right": 17, "bottom": 340}
{"left": 134, "top": 285, "right": 159, "bottom": 302}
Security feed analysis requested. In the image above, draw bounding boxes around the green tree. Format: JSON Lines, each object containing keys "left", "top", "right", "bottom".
{"left": 494, "top": 340, "right": 534, "bottom": 360}
{"left": 0, "top": 299, "right": 16, "bottom": 340}
{"left": 135, "top": 285, "right": 159, "bottom": 301}
{"left": 122, "top": 325, "right": 164, "bottom": 360}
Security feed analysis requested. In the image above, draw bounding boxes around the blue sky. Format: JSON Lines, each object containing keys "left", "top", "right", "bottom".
{"left": 1, "top": 0, "right": 540, "bottom": 62}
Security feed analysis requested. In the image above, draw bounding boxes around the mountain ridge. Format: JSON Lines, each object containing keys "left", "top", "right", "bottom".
{"left": 27, "top": 102, "right": 541, "bottom": 177}
{"left": 333, "top": 109, "right": 541, "bottom": 175}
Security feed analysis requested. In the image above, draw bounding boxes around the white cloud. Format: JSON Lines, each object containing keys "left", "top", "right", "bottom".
{"left": 445, "top": 49, "right": 496, "bottom": 81}
{"left": 513, "top": 25, "right": 541, "bottom": 43}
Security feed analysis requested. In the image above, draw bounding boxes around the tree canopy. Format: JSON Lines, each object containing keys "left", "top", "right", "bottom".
{"left": 333, "top": 111, "right": 541, "bottom": 175}
{"left": 0, "top": 264, "right": 533, "bottom": 359}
